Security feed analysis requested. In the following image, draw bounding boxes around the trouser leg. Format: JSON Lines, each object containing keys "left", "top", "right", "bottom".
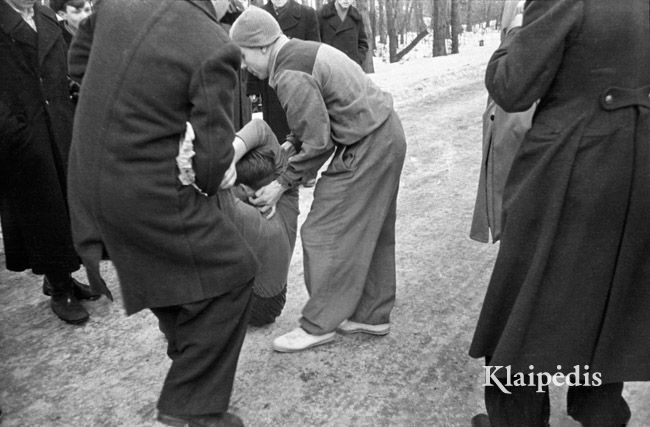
{"left": 567, "top": 382, "right": 630, "bottom": 427}
{"left": 349, "top": 188, "right": 398, "bottom": 325}
{"left": 152, "top": 279, "right": 253, "bottom": 416}
{"left": 484, "top": 382, "right": 550, "bottom": 427}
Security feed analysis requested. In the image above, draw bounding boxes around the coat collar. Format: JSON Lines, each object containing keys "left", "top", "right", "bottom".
{"left": 185, "top": 0, "right": 219, "bottom": 24}
{"left": 264, "top": 0, "right": 303, "bottom": 31}
{"left": 34, "top": 4, "right": 64, "bottom": 66}
{"left": 0, "top": 0, "right": 36, "bottom": 47}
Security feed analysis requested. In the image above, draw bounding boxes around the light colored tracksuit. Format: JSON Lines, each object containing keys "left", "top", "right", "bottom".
{"left": 269, "top": 38, "right": 406, "bottom": 335}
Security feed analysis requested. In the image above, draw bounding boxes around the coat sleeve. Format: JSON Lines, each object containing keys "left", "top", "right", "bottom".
{"left": 356, "top": 13, "right": 368, "bottom": 64}
{"left": 275, "top": 70, "right": 334, "bottom": 188}
{"left": 304, "top": 7, "right": 321, "bottom": 42}
{"left": 188, "top": 41, "right": 240, "bottom": 196}
{"left": 68, "top": 12, "right": 97, "bottom": 83}
{"left": 485, "top": 0, "right": 584, "bottom": 112}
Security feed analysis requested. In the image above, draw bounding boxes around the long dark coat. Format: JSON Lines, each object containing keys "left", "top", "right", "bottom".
{"left": 249, "top": 0, "right": 320, "bottom": 142}
{"left": 67, "top": 0, "right": 258, "bottom": 315}
{"left": 317, "top": 1, "right": 368, "bottom": 66}
{"left": 0, "top": 2, "right": 79, "bottom": 274}
{"left": 470, "top": 0, "right": 650, "bottom": 383}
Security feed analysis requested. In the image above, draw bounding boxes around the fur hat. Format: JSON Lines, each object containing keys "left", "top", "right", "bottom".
{"left": 229, "top": 7, "right": 282, "bottom": 48}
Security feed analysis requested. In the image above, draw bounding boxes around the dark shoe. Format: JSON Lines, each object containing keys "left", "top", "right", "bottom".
{"left": 157, "top": 412, "right": 243, "bottom": 427}
{"left": 43, "top": 277, "right": 100, "bottom": 301}
{"left": 50, "top": 292, "right": 89, "bottom": 325}
{"left": 471, "top": 413, "right": 491, "bottom": 427}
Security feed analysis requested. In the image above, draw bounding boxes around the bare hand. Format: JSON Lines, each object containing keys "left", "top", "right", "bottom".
{"left": 249, "top": 180, "right": 286, "bottom": 219}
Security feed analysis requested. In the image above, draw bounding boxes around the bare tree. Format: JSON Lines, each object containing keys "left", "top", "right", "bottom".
{"left": 378, "top": 0, "right": 386, "bottom": 44}
{"left": 432, "top": 0, "right": 446, "bottom": 57}
{"left": 450, "top": 0, "right": 460, "bottom": 53}
{"left": 385, "top": 0, "right": 398, "bottom": 61}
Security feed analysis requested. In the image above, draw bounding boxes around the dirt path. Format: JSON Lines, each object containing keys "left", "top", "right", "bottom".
{"left": 2, "top": 56, "right": 649, "bottom": 426}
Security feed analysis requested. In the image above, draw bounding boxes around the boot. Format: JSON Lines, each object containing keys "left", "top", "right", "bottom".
{"left": 46, "top": 274, "right": 89, "bottom": 325}
{"left": 43, "top": 276, "right": 100, "bottom": 300}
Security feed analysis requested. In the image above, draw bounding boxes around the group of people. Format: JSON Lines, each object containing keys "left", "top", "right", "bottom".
{"left": 2, "top": 0, "right": 650, "bottom": 426}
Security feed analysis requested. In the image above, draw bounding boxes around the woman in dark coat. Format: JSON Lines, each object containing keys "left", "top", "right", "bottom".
{"left": 0, "top": 0, "right": 94, "bottom": 324}
{"left": 469, "top": 1, "right": 650, "bottom": 425}
{"left": 318, "top": 0, "right": 368, "bottom": 66}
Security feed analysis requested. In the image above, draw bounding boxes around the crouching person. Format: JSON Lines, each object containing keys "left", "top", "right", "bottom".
{"left": 67, "top": 0, "right": 257, "bottom": 425}
{"left": 214, "top": 119, "right": 299, "bottom": 327}
{"left": 230, "top": 8, "right": 407, "bottom": 353}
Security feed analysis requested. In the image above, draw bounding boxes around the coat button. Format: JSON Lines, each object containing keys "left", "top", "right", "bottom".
{"left": 604, "top": 94, "right": 613, "bottom": 104}
{"left": 45, "top": 100, "right": 50, "bottom": 105}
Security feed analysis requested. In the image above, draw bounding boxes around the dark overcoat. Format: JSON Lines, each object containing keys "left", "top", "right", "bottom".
{"left": 0, "top": 2, "right": 79, "bottom": 274}
{"left": 250, "top": 0, "right": 320, "bottom": 142}
{"left": 317, "top": 1, "right": 368, "bottom": 66}
{"left": 67, "top": 0, "right": 258, "bottom": 315}
{"left": 470, "top": 0, "right": 650, "bottom": 383}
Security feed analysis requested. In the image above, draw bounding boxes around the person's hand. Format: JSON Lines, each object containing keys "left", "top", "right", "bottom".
{"left": 220, "top": 159, "right": 237, "bottom": 189}
{"left": 249, "top": 180, "right": 286, "bottom": 219}
{"left": 282, "top": 140, "right": 297, "bottom": 157}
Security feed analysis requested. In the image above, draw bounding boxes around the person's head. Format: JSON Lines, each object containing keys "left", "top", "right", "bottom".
{"left": 229, "top": 7, "right": 283, "bottom": 80}
{"left": 235, "top": 148, "right": 276, "bottom": 192}
{"left": 335, "top": 0, "right": 352, "bottom": 10}
{"left": 5, "top": 0, "right": 36, "bottom": 12}
{"left": 270, "top": 0, "right": 288, "bottom": 9}
{"left": 50, "top": 0, "right": 92, "bottom": 32}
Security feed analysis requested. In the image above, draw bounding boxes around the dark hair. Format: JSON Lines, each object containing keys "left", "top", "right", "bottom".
{"left": 235, "top": 149, "right": 276, "bottom": 189}
{"left": 50, "top": 0, "right": 87, "bottom": 13}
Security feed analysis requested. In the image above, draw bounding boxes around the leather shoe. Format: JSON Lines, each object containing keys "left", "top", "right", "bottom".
{"left": 471, "top": 414, "right": 491, "bottom": 427}
{"left": 50, "top": 292, "right": 89, "bottom": 325}
{"left": 337, "top": 320, "right": 390, "bottom": 336}
{"left": 43, "top": 277, "right": 100, "bottom": 301}
{"left": 157, "top": 411, "right": 244, "bottom": 427}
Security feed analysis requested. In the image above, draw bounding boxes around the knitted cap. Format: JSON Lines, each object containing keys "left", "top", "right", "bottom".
{"left": 229, "top": 7, "right": 282, "bottom": 48}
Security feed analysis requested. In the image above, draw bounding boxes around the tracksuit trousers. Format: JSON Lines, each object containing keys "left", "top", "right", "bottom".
{"left": 299, "top": 111, "right": 406, "bottom": 335}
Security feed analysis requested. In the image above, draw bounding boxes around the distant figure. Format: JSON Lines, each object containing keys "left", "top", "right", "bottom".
{"left": 318, "top": 0, "right": 368, "bottom": 67}
{"left": 247, "top": 0, "right": 320, "bottom": 144}
{"left": 470, "top": 0, "right": 534, "bottom": 243}
{"left": 470, "top": 1, "right": 650, "bottom": 426}
{"left": 231, "top": 7, "right": 406, "bottom": 353}
{"left": 0, "top": 0, "right": 97, "bottom": 325}
{"left": 68, "top": 0, "right": 257, "bottom": 425}
{"left": 49, "top": 0, "right": 92, "bottom": 48}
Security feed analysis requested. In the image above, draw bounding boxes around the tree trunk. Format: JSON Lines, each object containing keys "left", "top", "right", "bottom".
{"left": 395, "top": 29, "right": 428, "bottom": 62}
{"left": 356, "top": 0, "right": 376, "bottom": 73}
{"left": 432, "top": 0, "right": 446, "bottom": 57}
{"left": 385, "top": 0, "right": 398, "bottom": 62}
{"left": 378, "top": 0, "right": 387, "bottom": 44}
{"left": 370, "top": 0, "right": 376, "bottom": 49}
{"left": 465, "top": 0, "right": 472, "bottom": 30}
{"left": 450, "top": 0, "right": 460, "bottom": 54}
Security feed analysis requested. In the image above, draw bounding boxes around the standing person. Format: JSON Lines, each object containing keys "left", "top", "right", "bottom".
{"left": 248, "top": 0, "right": 320, "bottom": 144}
{"left": 67, "top": 0, "right": 257, "bottom": 425}
{"left": 48, "top": 0, "right": 92, "bottom": 47}
{"left": 0, "top": 0, "right": 97, "bottom": 325}
{"left": 230, "top": 7, "right": 406, "bottom": 352}
{"left": 317, "top": 0, "right": 368, "bottom": 67}
{"left": 469, "top": 1, "right": 650, "bottom": 426}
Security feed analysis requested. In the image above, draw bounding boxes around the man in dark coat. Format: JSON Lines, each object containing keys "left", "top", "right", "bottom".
{"left": 67, "top": 0, "right": 258, "bottom": 425}
{"left": 0, "top": 0, "right": 97, "bottom": 325}
{"left": 247, "top": 0, "right": 320, "bottom": 143}
{"left": 318, "top": 0, "right": 368, "bottom": 67}
{"left": 469, "top": 1, "right": 650, "bottom": 426}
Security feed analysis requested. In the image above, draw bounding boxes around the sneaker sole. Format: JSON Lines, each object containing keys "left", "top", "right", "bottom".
{"left": 156, "top": 413, "right": 190, "bottom": 427}
{"left": 336, "top": 327, "right": 390, "bottom": 336}
{"left": 272, "top": 334, "right": 335, "bottom": 353}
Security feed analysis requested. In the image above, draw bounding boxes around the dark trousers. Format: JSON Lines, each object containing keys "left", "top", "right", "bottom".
{"left": 151, "top": 279, "right": 253, "bottom": 416}
{"left": 485, "top": 382, "right": 631, "bottom": 427}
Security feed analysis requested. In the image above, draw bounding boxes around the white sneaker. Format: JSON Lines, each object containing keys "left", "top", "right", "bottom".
{"left": 337, "top": 320, "right": 390, "bottom": 336}
{"left": 272, "top": 327, "right": 335, "bottom": 353}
